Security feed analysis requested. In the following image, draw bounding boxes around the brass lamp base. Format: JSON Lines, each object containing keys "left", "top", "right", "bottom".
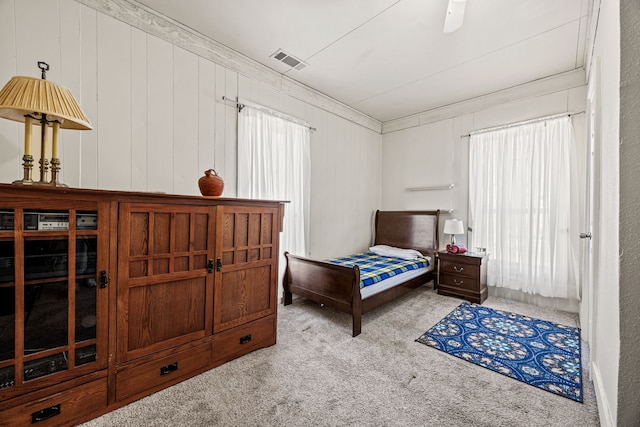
{"left": 12, "top": 154, "right": 34, "bottom": 185}
{"left": 49, "top": 157, "right": 68, "bottom": 187}
{"left": 12, "top": 155, "right": 68, "bottom": 187}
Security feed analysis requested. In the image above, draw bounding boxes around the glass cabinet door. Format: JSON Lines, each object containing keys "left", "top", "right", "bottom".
{"left": 0, "top": 225, "right": 15, "bottom": 390}
{"left": 0, "top": 207, "right": 105, "bottom": 394}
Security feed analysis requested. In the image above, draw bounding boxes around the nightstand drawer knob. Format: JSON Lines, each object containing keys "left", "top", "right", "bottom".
{"left": 453, "top": 279, "right": 464, "bottom": 286}
{"left": 453, "top": 266, "right": 464, "bottom": 273}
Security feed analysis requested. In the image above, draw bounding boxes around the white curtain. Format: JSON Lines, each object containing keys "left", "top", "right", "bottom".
{"left": 469, "top": 115, "right": 580, "bottom": 300}
{"left": 237, "top": 104, "right": 310, "bottom": 257}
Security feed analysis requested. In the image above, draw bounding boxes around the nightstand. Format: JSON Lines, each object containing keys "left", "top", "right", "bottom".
{"left": 437, "top": 251, "right": 488, "bottom": 304}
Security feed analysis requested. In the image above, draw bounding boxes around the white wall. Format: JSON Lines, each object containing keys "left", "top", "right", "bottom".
{"left": 381, "top": 87, "right": 586, "bottom": 270}
{"left": 0, "top": 0, "right": 381, "bottom": 261}
{"left": 618, "top": 1, "right": 640, "bottom": 424}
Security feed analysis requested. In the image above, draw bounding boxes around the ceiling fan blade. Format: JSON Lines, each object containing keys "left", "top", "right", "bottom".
{"left": 443, "top": 0, "right": 467, "bottom": 33}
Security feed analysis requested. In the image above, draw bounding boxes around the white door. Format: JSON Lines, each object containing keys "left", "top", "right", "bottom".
{"left": 580, "top": 59, "right": 600, "bottom": 355}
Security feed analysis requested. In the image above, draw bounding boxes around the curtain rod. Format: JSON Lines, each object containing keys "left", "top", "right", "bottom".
{"left": 221, "top": 96, "right": 317, "bottom": 131}
{"left": 459, "top": 111, "right": 585, "bottom": 139}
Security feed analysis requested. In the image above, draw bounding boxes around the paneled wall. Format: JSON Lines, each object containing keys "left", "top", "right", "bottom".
{"left": 0, "top": 0, "right": 381, "bottom": 260}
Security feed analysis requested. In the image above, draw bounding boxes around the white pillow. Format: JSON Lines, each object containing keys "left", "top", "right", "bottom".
{"left": 368, "top": 244, "right": 425, "bottom": 260}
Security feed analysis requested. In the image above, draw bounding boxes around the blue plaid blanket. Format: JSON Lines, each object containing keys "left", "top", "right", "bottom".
{"left": 327, "top": 252, "right": 430, "bottom": 289}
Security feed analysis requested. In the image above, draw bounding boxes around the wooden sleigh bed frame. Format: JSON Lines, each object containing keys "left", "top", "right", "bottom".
{"left": 283, "top": 210, "right": 440, "bottom": 337}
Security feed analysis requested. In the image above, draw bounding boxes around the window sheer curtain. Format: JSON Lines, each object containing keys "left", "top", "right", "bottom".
{"left": 237, "top": 104, "right": 310, "bottom": 258}
{"left": 469, "top": 115, "right": 580, "bottom": 300}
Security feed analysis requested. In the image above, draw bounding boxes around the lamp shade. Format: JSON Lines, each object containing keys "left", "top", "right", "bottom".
{"left": 0, "top": 76, "right": 92, "bottom": 130}
{"left": 443, "top": 219, "right": 464, "bottom": 235}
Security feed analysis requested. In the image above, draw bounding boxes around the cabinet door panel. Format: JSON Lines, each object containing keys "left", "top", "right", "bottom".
{"left": 117, "top": 204, "right": 214, "bottom": 363}
{"left": 0, "top": 200, "right": 109, "bottom": 401}
{"left": 219, "top": 264, "right": 273, "bottom": 327}
{"left": 214, "top": 206, "right": 279, "bottom": 332}
{"left": 127, "top": 277, "right": 207, "bottom": 351}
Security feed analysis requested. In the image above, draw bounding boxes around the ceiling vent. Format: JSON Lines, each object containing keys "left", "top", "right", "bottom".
{"left": 270, "top": 49, "right": 307, "bottom": 71}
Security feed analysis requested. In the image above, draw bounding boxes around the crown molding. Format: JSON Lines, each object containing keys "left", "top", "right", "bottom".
{"left": 382, "top": 68, "right": 587, "bottom": 134}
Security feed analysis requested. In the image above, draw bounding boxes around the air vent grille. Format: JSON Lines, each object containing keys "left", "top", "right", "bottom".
{"left": 270, "top": 49, "right": 307, "bottom": 71}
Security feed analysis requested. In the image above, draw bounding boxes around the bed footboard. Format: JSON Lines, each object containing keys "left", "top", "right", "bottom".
{"left": 283, "top": 252, "right": 363, "bottom": 336}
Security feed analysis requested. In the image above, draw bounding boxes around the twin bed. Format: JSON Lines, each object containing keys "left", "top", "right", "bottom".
{"left": 283, "top": 210, "right": 440, "bottom": 337}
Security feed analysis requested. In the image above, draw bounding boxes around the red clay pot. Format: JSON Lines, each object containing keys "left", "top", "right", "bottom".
{"left": 198, "top": 169, "right": 224, "bottom": 197}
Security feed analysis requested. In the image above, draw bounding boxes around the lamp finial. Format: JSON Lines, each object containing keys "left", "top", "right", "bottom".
{"left": 37, "top": 61, "right": 49, "bottom": 80}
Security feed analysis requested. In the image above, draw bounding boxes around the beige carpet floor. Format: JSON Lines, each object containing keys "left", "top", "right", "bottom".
{"left": 81, "top": 284, "right": 600, "bottom": 426}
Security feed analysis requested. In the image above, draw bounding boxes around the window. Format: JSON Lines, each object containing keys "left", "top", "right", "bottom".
{"left": 468, "top": 115, "right": 579, "bottom": 299}
{"left": 237, "top": 103, "right": 310, "bottom": 258}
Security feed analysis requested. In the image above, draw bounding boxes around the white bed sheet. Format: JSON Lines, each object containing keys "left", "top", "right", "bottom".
{"left": 360, "top": 262, "right": 434, "bottom": 299}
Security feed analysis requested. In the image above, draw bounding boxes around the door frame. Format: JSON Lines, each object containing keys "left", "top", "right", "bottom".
{"left": 581, "top": 58, "right": 601, "bottom": 358}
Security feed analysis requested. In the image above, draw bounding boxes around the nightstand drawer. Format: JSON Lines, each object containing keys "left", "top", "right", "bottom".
{"left": 437, "top": 251, "right": 487, "bottom": 304}
{"left": 440, "top": 261, "right": 478, "bottom": 278}
{"left": 439, "top": 273, "right": 478, "bottom": 292}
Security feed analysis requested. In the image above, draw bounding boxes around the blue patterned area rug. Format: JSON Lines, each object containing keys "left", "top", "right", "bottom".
{"left": 416, "top": 302, "right": 583, "bottom": 402}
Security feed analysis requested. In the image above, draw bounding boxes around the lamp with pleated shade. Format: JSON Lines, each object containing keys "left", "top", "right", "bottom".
{"left": 0, "top": 61, "right": 92, "bottom": 186}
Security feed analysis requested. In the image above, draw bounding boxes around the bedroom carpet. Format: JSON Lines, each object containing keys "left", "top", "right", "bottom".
{"left": 80, "top": 286, "right": 600, "bottom": 427}
{"left": 416, "top": 302, "right": 583, "bottom": 402}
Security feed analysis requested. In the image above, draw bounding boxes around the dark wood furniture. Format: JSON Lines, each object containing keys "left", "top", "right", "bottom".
{"left": 437, "top": 251, "right": 487, "bottom": 304}
{"left": 283, "top": 210, "right": 440, "bottom": 337}
{"left": 0, "top": 184, "right": 284, "bottom": 426}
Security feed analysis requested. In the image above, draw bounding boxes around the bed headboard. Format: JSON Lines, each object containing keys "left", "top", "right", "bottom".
{"left": 374, "top": 210, "right": 440, "bottom": 259}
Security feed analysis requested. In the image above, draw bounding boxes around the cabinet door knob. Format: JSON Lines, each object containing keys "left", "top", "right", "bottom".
{"left": 453, "top": 266, "right": 464, "bottom": 273}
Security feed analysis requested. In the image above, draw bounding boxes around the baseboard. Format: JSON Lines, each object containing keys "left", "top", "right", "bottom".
{"left": 592, "top": 361, "right": 615, "bottom": 427}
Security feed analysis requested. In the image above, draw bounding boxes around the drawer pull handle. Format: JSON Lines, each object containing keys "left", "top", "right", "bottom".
{"left": 453, "top": 279, "right": 464, "bottom": 286}
{"left": 453, "top": 266, "right": 464, "bottom": 273}
{"left": 160, "top": 362, "right": 179, "bottom": 376}
{"left": 31, "top": 404, "right": 61, "bottom": 423}
{"left": 240, "top": 334, "right": 252, "bottom": 345}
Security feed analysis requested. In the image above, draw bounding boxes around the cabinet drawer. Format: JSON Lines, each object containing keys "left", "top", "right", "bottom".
{"left": 212, "top": 315, "right": 276, "bottom": 364}
{"left": 439, "top": 273, "right": 478, "bottom": 292}
{"left": 440, "top": 261, "right": 478, "bottom": 278}
{"left": 0, "top": 378, "right": 107, "bottom": 427}
{"left": 115, "top": 342, "right": 211, "bottom": 402}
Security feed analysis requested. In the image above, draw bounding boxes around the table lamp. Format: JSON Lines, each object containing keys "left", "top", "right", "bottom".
{"left": 443, "top": 219, "right": 464, "bottom": 245}
{"left": 0, "top": 61, "right": 92, "bottom": 186}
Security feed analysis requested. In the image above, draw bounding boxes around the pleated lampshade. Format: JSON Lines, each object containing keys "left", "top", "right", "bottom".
{"left": 0, "top": 75, "right": 92, "bottom": 130}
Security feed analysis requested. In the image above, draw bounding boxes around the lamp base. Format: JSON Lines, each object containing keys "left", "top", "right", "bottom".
{"left": 12, "top": 179, "right": 35, "bottom": 185}
{"left": 49, "top": 158, "right": 68, "bottom": 187}
{"left": 12, "top": 154, "right": 35, "bottom": 185}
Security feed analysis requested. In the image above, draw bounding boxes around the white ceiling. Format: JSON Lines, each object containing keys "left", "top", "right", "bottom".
{"left": 132, "top": 0, "right": 592, "bottom": 123}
